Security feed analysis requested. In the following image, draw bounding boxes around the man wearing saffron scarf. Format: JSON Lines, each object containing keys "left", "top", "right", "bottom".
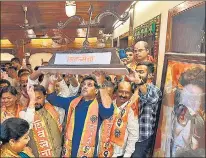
{"left": 21, "top": 84, "right": 63, "bottom": 157}
{"left": 110, "top": 81, "right": 139, "bottom": 158}
{"left": 46, "top": 71, "right": 114, "bottom": 157}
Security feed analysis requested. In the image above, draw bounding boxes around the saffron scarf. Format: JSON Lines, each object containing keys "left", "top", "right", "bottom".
{"left": 32, "top": 103, "right": 62, "bottom": 157}
{"left": 1, "top": 104, "right": 25, "bottom": 123}
{"left": 110, "top": 101, "right": 132, "bottom": 147}
{"left": 98, "top": 116, "right": 115, "bottom": 157}
{"left": 110, "top": 97, "right": 139, "bottom": 147}
{"left": 63, "top": 96, "right": 99, "bottom": 157}
{"left": 98, "top": 94, "right": 139, "bottom": 157}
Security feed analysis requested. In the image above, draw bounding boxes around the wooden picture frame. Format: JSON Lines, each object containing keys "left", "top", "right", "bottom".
{"left": 165, "top": 1, "right": 205, "bottom": 53}
{"left": 153, "top": 53, "right": 205, "bottom": 157}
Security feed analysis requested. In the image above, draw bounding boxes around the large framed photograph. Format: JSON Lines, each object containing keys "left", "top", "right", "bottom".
{"left": 153, "top": 53, "right": 205, "bottom": 157}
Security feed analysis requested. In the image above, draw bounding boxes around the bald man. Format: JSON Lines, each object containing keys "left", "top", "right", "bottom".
{"left": 127, "top": 41, "right": 154, "bottom": 71}
{"left": 111, "top": 81, "right": 139, "bottom": 157}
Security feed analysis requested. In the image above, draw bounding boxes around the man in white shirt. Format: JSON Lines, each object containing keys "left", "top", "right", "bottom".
{"left": 112, "top": 81, "right": 139, "bottom": 157}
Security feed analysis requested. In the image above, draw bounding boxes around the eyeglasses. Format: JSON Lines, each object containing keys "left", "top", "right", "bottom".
{"left": 134, "top": 49, "right": 146, "bottom": 53}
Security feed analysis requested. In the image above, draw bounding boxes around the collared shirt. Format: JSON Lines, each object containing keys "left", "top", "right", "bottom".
{"left": 112, "top": 100, "right": 139, "bottom": 157}
{"left": 138, "top": 83, "right": 162, "bottom": 142}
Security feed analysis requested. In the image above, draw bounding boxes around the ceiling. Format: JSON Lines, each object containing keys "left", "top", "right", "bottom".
{"left": 1, "top": 1, "right": 132, "bottom": 45}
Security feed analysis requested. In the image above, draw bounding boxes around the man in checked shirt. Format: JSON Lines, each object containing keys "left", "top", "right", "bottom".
{"left": 126, "top": 61, "right": 162, "bottom": 158}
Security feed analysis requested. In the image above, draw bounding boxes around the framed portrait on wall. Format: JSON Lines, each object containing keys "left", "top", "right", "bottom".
{"left": 153, "top": 53, "right": 205, "bottom": 157}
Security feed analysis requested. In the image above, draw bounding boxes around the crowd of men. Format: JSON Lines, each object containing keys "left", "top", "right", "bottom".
{"left": 0, "top": 41, "right": 162, "bottom": 158}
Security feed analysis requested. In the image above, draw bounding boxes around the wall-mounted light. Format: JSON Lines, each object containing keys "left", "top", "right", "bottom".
{"left": 65, "top": 1, "right": 76, "bottom": 17}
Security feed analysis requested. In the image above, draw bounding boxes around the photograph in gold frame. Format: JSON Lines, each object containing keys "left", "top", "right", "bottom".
{"left": 153, "top": 53, "right": 205, "bottom": 157}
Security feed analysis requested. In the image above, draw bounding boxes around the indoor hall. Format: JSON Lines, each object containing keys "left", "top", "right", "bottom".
{"left": 1, "top": 1, "right": 205, "bottom": 158}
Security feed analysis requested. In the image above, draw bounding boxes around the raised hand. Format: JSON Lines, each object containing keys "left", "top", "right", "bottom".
{"left": 1, "top": 71, "right": 8, "bottom": 79}
{"left": 27, "top": 84, "right": 35, "bottom": 102}
{"left": 51, "top": 73, "right": 63, "bottom": 82}
{"left": 126, "top": 71, "right": 141, "bottom": 84}
{"left": 92, "top": 71, "right": 106, "bottom": 85}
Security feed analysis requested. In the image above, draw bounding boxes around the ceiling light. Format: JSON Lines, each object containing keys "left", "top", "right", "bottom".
{"left": 65, "top": 1, "right": 76, "bottom": 17}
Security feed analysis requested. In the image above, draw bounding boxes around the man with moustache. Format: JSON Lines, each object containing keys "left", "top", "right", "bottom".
{"left": 126, "top": 61, "right": 162, "bottom": 158}
{"left": 110, "top": 81, "right": 139, "bottom": 158}
{"left": 46, "top": 71, "right": 114, "bottom": 157}
{"left": 20, "top": 84, "right": 63, "bottom": 157}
